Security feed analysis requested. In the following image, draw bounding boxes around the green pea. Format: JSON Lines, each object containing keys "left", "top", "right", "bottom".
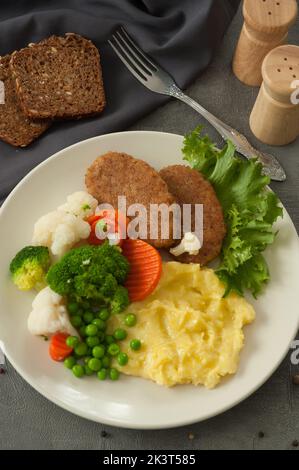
{"left": 64, "top": 356, "right": 76, "bottom": 369}
{"left": 92, "top": 318, "right": 106, "bottom": 330}
{"left": 72, "top": 364, "right": 85, "bottom": 378}
{"left": 85, "top": 324, "right": 98, "bottom": 336}
{"left": 125, "top": 313, "right": 137, "bottom": 327}
{"left": 71, "top": 315, "right": 82, "bottom": 328}
{"left": 109, "top": 368, "right": 120, "bottom": 381}
{"left": 130, "top": 339, "right": 141, "bottom": 351}
{"left": 67, "top": 302, "right": 79, "bottom": 314}
{"left": 117, "top": 352, "right": 128, "bottom": 366}
{"left": 74, "top": 342, "right": 88, "bottom": 356}
{"left": 86, "top": 336, "right": 100, "bottom": 348}
{"left": 97, "top": 332, "right": 105, "bottom": 342}
{"left": 84, "top": 356, "right": 92, "bottom": 364}
{"left": 97, "top": 369, "right": 107, "bottom": 380}
{"left": 79, "top": 325, "right": 87, "bottom": 337}
{"left": 105, "top": 335, "right": 114, "bottom": 345}
{"left": 108, "top": 343, "right": 120, "bottom": 356}
{"left": 98, "top": 308, "right": 110, "bottom": 321}
{"left": 88, "top": 358, "right": 102, "bottom": 372}
{"left": 92, "top": 345, "right": 105, "bottom": 359}
{"left": 66, "top": 336, "right": 79, "bottom": 348}
{"left": 76, "top": 308, "right": 84, "bottom": 316}
{"left": 101, "top": 355, "right": 111, "bottom": 368}
{"left": 81, "top": 300, "right": 90, "bottom": 310}
{"left": 83, "top": 312, "right": 94, "bottom": 324}
{"left": 84, "top": 365, "right": 94, "bottom": 376}
{"left": 113, "top": 328, "right": 127, "bottom": 341}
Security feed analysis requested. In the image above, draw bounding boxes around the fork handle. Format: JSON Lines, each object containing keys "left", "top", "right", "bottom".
{"left": 169, "top": 85, "right": 286, "bottom": 182}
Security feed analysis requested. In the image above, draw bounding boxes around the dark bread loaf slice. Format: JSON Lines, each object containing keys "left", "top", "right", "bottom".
{"left": 0, "top": 55, "right": 51, "bottom": 147}
{"left": 10, "top": 34, "right": 106, "bottom": 119}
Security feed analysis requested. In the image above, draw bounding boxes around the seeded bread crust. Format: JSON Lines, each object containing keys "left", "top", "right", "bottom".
{"left": 10, "top": 33, "right": 106, "bottom": 119}
{"left": 0, "top": 54, "right": 51, "bottom": 147}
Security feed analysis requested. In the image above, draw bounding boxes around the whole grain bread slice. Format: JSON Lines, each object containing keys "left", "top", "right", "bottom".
{"left": 10, "top": 34, "right": 106, "bottom": 119}
{"left": 0, "top": 55, "right": 51, "bottom": 147}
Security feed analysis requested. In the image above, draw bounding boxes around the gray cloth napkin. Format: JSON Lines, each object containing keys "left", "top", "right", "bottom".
{"left": 0, "top": 0, "right": 239, "bottom": 205}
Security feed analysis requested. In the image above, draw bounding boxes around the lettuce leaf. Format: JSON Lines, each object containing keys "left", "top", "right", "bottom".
{"left": 183, "top": 126, "right": 283, "bottom": 297}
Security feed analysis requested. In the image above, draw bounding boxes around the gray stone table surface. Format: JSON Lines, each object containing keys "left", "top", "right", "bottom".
{"left": 1, "top": 5, "right": 299, "bottom": 450}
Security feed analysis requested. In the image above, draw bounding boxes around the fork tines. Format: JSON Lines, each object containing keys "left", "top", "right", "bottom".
{"left": 108, "top": 27, "right": 158, "bottom": 83}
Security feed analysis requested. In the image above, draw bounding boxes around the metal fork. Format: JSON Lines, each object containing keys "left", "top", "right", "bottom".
{"left": 108, "top": 27, "right": 286, "bottom": 182}
{"left": 0, "top": 345, "right": 5, "bottom": 371}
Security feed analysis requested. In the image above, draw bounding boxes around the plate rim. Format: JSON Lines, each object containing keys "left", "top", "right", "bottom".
{"left": 1, "top": 130, "right": 299, "bottom": 430}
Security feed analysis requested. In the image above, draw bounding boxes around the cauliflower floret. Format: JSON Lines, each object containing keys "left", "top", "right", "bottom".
{"left": 58, "top": 191, "right": 98, "bottom": 219}
{"left": 170, "top": 232, "right": 202, "bottom": 257}
{"left": 27, "top": 286, "right": 77, "bottom": 337}
{"left": 32, "top": 210, "right": 91, "bottom": 258}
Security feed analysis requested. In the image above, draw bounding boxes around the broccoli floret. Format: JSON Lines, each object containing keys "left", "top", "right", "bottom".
{"left": 94, "top": 242, "right": 130, "bottom": 284}
{"left": 46, "top": 242, "right": 130, "bottom": 313}
{"left": 110, "top": 286, "right": 130, "bottom": 314}
{"left": 10, "top": 246, "right": 50, "bottom": 291}
{"left": 46, "top": 260, "right": 74, "bottom": 296}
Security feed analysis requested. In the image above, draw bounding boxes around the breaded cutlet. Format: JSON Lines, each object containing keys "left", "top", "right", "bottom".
{"left": 159, "top": 165, "right": 226, "bottom": 265}
{"left": 85, "top": 152, "right": 177, "bottom": 248}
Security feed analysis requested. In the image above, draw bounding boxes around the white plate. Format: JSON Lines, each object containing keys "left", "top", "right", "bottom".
{"left": 0, "top": 131, "right": 299, "bottom": 430}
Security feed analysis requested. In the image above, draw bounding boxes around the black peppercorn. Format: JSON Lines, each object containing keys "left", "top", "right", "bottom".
{"left": 292, "top": 375, "right": 299, "bottom": 385}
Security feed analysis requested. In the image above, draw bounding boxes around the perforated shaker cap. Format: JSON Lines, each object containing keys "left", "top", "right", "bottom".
{"left": 262, "top": 44, "right": 299, "bottom": 102}
{"left": 243, "top": 0, "right": 298, "bottom": 34}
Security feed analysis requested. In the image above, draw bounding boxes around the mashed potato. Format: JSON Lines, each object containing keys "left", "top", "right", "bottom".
{"left": 109, "top": 262, "right": 255, "bottom": 389}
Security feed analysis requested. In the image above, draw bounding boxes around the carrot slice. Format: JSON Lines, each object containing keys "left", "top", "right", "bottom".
{"left": 86, "top": 214, "right": 102, "bottom": 225}
{"left": 87, "top": 210, "right": 128, "bottom": 246}
{"left": 49, "top": 333, "right": 73, "bottom": 362}
{"left": 122, "top": 239, "right": 162, "bottom": 302}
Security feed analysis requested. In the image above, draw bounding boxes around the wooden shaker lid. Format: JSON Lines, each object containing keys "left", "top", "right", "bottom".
{"left": 243, "top": 0, "right": 298, "bottom": 35}
{"left": 262, "top": 45, "right": 299, "bottom": 102}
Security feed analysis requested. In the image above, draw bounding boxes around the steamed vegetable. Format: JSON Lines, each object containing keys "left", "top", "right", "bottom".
{"left": 27, "top": 286, "right": 78, "bottom": 337}
{"left": 52, "top": 302, "right": 131, "bottom": 380}
{"left": 49, "top": 333, "right": 73, "bottom": 361}
{"left": 46, "top": 242, "right": 130, "bottom": 313}
{"left": 32, "top": 191, "right": 98, "bottom": 259}
{"left": 130, "top": 339, "right": 141, "bottom": 351}
{"left": 87, "top": 210, "right": 128, "bottom": 246}
{"left": 10, "top": 245, "right": 50, "bottom": 291}
{"left": 121, "top": 239, "right": 162, "bottom": 302}
{"left": 58, "top": 191, "right": 98, "bottom": 218}
{"left": 183, "top": 126, "right": 282, "bottom": 297}
{"left": 32, "top": 210, "right": 91, "bottom": 259}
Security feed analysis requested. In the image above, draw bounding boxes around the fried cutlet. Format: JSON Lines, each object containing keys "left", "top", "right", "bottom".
{"left": 159, "top": 165, "right": 226, "bottom": 265}
{"left": 85, "top": 152, "right": 176, "bottom": 248}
